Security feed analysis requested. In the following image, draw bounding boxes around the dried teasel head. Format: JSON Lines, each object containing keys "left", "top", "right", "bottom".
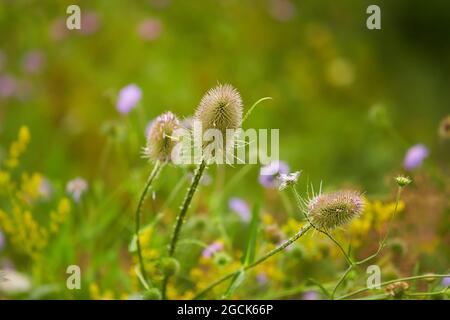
{"left": 145, "top": 112, "right": 180, "bottom": 162}
{"left": 307, "top": 190, "right": 364, "bottom": 231}
{"left": 439, "top": 115, "right": 450, "bottom": 139}
{"left": 194, "top": 84, "right": 243, "bottom": 134}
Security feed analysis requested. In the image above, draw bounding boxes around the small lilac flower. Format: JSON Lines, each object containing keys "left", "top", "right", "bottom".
{"left": 442, "top": 276, "right": 450, "bottom": 287}
{"left": 229, "top": 197, "right": 251, "bottom": 222}
{"left": 116, "top": 84, "right": 142, "bottom": 114}
{"left": 0, "top": 231, "right": 5, "bottom": 251}
{"left": 66, "top": 177, "right": 88, "bottom": 202}
{"left": 278, "top": 171, "right": 301, "bottom": 190}
{"left": 303, "top": 291, "right": 319, "bottom": 300}
{"left": 0, "top": 74, "right": 17, "bottom": 98}
{"left": 404, "top": 144, "right": 429, "bottom": 170}
{"left": 256, "top": 272, "right": 268, "bottom": 285}
{"left": 39, "top": 177, "right": 53, "bottom": 200}
{"left": 202, "top": 241, "right": 224, "bottom": 259}
{"left": 138, "top": 18, "right": 163, "bottom": 41}
{"left": 259, "top": 160, "right": 289, "bottom": 188}
{"left": 22, "top": 50, "right": 45, "bottom": 74}
{"left": 80, "top": 11, "right": 100, "bottom": 35}
{"left": 49, "top": 18, "right": 69, "bottom": 41}
{"left": 268, "top": 0, "right": 296, "bottom": 22}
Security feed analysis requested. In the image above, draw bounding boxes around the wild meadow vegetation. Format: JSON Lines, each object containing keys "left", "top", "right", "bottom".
{"left": 0, "top": 1, "right": 449, "bottom": 300}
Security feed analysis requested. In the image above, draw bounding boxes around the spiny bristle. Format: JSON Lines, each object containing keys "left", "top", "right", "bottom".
{"left": 307, "top": 190, "right": 363, "bottom": 230}
{"left": 145, "top": 112, "right": 180, "bottom": 162}
{"left": 194, "top": 84, "right": 243, "bottom": 133}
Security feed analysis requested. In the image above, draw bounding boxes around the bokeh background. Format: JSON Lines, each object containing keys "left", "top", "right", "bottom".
{"left": 0, "top": 0, "right": 449, "bottom": 299}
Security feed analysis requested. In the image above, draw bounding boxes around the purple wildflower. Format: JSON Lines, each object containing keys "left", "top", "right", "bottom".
{"left": 0, "top": 74, "right": 17, "bottom": 98}
{"left": 116, "top": 84, "right": 142, "bottom": 114}
{"left": 80, "top": 11, "right": 100, "bottom": 35}
{"left": 202, "top": 241, "right": 224, "bottom": 259}
{"left": 22, "top": 50, "right": 45, "bottom": 74}
{"left": 404, "top": 144, "right": 428, "bottom": 170}
{"left": 256, "top": 272, "right": 268, "bottom": 285}
{"left": 442, "top": 277, "right": 450, "bottom": 287}
{"left": 66, "top": 177, "right": 88, "bottom": 202}
{"left": 259, "top": 160, "right": 289, "bottom": 188}
{"left": 302, "top": 291, "right": 319, "bottom": 300}
{"left": 138, "top": 19, "right": 163, "bottom": 41}
{"left": 229, "top": 197, "right": 251, "bottom": 222}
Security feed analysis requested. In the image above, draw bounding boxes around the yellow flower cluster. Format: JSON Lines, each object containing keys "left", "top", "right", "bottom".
{"left": 4, "top": 126, "right": 30, "bottom": 169}
{"left": 89, "top": 283, "right": 114, "bottom": 300}
{"left": 0, "top": 204, "right": 48, "bottom": 260}
{"left": 335, "top": 198, "right": 405, "bottom": 250}
{"left": 0, "top": 126, "right": 72, "bottom": 260}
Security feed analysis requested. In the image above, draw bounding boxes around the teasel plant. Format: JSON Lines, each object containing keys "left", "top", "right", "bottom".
{"left": 192, "top": 171, "right": 368, "bottom": 299}
{"left": 191, "top": 173, "right": 421, "bottom": 299}
{"left": 134, "top": 112, "right": 180, "bottom": 288}
{"left": 161, "top": 84, "right": 245, "bottom": 298}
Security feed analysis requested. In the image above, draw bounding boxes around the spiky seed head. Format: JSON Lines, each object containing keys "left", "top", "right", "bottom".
{"left": 308, "top": 190, "right": 363, "bottom": 231}
{"left": 143, "top": 288, "right": 162, "bottom": 300}
{"left": 145, "top": 112, "right": 180, "bottom": 162}
{"left": 194, "top": 84, "right": 243, "bottom": 134}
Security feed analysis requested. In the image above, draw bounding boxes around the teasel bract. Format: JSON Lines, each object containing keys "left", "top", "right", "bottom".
{"left": 194, "top": 83, "right": 243, "bottom": 134}
{"left": 135, "top": 111, "right": 180, "bottom": 288}
{"left": 307, "top": 190, "right": 364, "bottom": 231}
{"left": 163, "top": 84, "right": 243, "bottom": 299}
{"left": 144, "top": 111, "right": 180, "bottom": 162}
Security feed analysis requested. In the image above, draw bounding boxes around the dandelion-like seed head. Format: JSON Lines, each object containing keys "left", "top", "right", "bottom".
{"left": 307, "top": 190, "right": 363, "bottom": 230}
{"left": 145, "top": 111, "right": 180, "bottom": 162}
{"left": 194, "top": 84, "right": 243, "bottom": 133}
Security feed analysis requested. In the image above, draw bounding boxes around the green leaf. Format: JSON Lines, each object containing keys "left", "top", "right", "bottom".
{"left": 242, "top": 203, "right": 260, "bottom": 266}
{"left": 222, "top": 270, "right": 246, "bottom": 299}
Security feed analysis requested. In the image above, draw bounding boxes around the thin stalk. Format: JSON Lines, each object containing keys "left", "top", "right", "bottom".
{"left": 162, "top": 159, "right": 207, "bottom": 299}
{"left": 168, "top": 159, "right": 207, "bottom": 256}
{"left": 135, "top": 160, "right": 164, "bottom": 287}
{"left": 336, "top": 274, "right": 448, "bottom": 300}
{"left": 193, "top": 223, "right": 312, "bottom": 299}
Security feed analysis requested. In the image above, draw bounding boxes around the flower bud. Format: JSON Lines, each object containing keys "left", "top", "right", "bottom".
{"left": 143, "top": 287, "right": 162, "bottom": 300}
{"left": 161, "top": 257, "right": 180, "bottom": 277}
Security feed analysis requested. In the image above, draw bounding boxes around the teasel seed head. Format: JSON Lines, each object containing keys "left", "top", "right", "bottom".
{"left": 145, "top": 112, "right": 180, "bottom": 162}
{"left": 194, "top": 84, "right": 243, "bottom": 134}
{"left": 307, "top": 190, "right": 363, "bottom": 230}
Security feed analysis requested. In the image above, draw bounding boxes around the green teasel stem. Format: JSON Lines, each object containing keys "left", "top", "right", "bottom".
{"left": 162, "top": 159, "right": 207, "bottom": 299}
{"left": 135, "top": 160, "right": 164, "bottom": 287}
{"left": 194, "top": 223, "right": 312, "bottom": 299}
{"left": 168, "top": 159, "right": 207, "bottom": 256}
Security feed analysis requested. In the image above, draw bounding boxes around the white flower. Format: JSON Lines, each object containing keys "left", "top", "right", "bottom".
{"left": 278, "top": 171, "right": 301, "bottom": 190}
{"left": 66, "top": 177, "right": 88, "bottom": 202}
